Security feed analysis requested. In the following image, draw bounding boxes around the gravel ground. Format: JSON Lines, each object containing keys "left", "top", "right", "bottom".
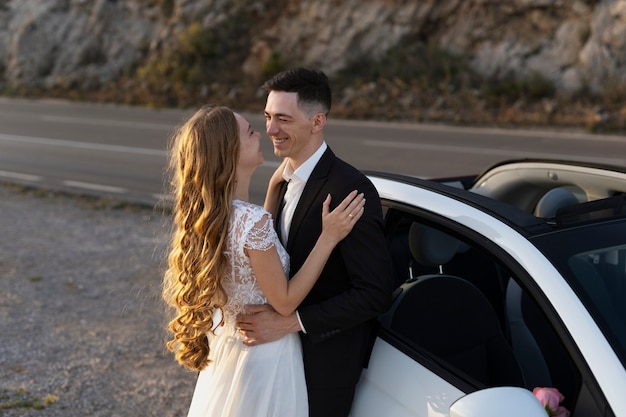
{"left": 0, "top": 184, "right": 196, "bottom": 417}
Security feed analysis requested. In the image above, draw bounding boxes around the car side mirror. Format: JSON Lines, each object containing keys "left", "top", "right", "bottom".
{"left": 450, "top": 387, "right": 546, "bottom": 417}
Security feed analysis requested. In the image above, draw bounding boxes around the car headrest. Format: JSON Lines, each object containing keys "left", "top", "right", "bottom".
{"left": 534, "top": 187, "right": 580, "bottom": 218}
{"left": 408, "top": 223, "right": 460, "bottom": 267}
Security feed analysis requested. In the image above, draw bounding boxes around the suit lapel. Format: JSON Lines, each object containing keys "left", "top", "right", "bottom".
{"left": 286, "top": 148, "right": 334, "bottom": 253}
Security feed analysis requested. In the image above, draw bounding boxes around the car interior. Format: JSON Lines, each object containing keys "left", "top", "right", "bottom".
{"left": 382, "top": 222, "right": 525, "bottom": 388}
{"left": 380, "top": 211, "right": 583, "bottom": 412}
{"left": 377, "top": 161, "right": 626, "bottom": 416}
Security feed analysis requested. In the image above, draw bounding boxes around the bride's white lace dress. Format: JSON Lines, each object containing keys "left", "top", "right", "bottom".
{"left": 186, "top": 200, "right": 308, "bottom": 417}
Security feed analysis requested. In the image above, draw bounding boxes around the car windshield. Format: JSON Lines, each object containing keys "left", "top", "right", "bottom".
{"left": 533, "top": 218, "right": 626, "bottom": 368}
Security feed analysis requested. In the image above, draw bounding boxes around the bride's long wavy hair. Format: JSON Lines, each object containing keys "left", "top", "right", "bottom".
{"left": 163, "top": 105, "right": 239, "bottom": 371}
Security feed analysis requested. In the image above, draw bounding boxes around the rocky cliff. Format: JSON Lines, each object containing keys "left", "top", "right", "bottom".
{"left": 1, "top": 0, "right": 625, "bottom": 129}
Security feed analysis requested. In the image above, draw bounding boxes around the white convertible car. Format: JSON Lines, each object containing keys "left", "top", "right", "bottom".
{"left": 351, "top": 159, "right": 626, "bottom": 417}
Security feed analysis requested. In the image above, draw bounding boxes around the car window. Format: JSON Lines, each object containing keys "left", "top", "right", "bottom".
{"left": 379, "top": 206, "right": 613, "bottom": 417}
{"left": 567, "top": 245, "right": 626, "bottom": 356}
{"left": 533, "top": 220, "right": 626, "bottom": 369}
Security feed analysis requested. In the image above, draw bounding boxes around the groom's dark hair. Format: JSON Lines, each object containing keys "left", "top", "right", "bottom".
{"left": 262, "top": 68, "right": 331, "bottom": 116}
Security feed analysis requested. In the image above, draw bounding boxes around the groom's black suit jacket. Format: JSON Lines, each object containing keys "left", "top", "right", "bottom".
{"left": 279, "top": 147, "right": 393, "bottom": 415}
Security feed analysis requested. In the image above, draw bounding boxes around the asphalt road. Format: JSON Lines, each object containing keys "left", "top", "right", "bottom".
{"left": 1, "top": 97, "right": 625, "bottom": 206}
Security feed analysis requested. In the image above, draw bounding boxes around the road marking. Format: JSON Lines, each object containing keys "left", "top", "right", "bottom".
{"left": 41, "top": 115, "right": 175, "bottom": 131}
{"left": 0, "top": 133, "right": 166, "bottom": 156}
{"left": 153, "top": 193, "right": 173, "bottom": 203}
{"left": 0, "top": 133, "right": 283, "bottom": 170}
{"left": 332, "top": 118, "right": 626, "bottom": 143}
{"left": 0, "top": 170, "right": 42, "bottom": 182}
{"left": 63, "top": 180, "right": 126, "bottom": 194}
{"left": 263, "top": 160, "right": 281, "bottom": 168}
{"left": 363, "top": 140, "right": 626, "bottom": 166}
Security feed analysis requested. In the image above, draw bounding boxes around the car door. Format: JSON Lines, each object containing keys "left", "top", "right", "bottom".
{"left": 353, "top": 201, "right": 522, "bottom": 417}
{"left": 352, "top": 197, "right": 613, "bottom": 417}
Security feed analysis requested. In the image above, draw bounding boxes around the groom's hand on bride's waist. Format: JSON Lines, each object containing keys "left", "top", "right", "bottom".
{"left": 236, "top": 304, "right": 301, "bottom": 346}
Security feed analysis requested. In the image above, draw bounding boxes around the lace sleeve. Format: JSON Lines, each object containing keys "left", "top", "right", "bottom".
{"left": 244, "top": 213, "right": 277, "bottom": 251}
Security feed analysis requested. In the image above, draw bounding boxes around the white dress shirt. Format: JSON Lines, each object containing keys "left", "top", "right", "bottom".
{"left": 280, "top": 142, "right": 328, "bottom": 245}
{"left": 279, "top": 142, "right": 327, "bottom": 333}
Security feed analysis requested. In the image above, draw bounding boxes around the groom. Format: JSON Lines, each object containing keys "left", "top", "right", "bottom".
{"left": 237, "top": 68, "right": 393, "bottom": 417}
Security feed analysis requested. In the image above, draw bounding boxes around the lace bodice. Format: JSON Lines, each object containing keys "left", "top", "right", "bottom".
{"left": 221, "top": 200, "right": 289, "bottom": 325}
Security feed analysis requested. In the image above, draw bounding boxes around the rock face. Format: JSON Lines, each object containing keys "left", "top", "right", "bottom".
{"left": 0, "top": 0, "right": 160, "bottom": 89}
{"left": 0, "top": 0, "right": 625, "bottom": 94}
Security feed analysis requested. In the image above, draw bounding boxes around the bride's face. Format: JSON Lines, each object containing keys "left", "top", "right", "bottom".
{"left": 235, "top": 112, "right": 264, "bottom": 171}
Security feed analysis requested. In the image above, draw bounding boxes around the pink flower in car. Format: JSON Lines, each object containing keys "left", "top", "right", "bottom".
{"left": 533, "top": 387, "right": 570, "bottom": 417}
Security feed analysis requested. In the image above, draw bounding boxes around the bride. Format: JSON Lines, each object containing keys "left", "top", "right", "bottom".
{"left": 162, "top": 105, "right": 364, "bottom": 417}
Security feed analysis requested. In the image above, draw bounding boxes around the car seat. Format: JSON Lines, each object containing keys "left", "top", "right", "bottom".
{"left": 389, "top": 275, "right": 525, "bottom": 388}
{"left": 382, "top": 223, "right": 525, "bottom": 388}
{"left": 505, "top": 279, "right": 553, "bottom": 389}
{"left": 534, "top": 187, "right": 582, "bottom": 218}
{"left": 505, "top": 279, "right": 581, "bottom": 410}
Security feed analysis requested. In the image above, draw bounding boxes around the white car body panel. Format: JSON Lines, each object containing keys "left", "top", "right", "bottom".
{"left": 351, "top": 339, "right": 464, "bottom": 417}
{"left": 355, "top": 176, "right": 626, "bottom": 416}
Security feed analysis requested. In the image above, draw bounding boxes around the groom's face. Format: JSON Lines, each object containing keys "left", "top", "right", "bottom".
{"left": 264, "top": 91, "right": 319, "bottom": 169}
